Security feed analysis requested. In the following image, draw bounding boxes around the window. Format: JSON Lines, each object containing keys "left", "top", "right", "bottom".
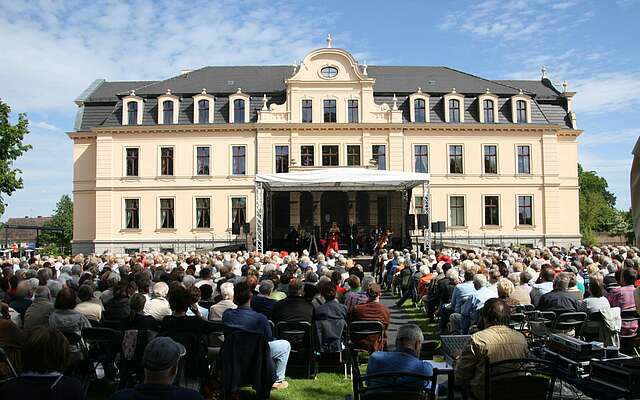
{"left": 415, "top": 196, "right": 425, "bottom": 214}
{"left": 160, "top": 198, "right": 175, "bottom": 229}
{"left": 232, "top": 145, "right": 246, "bottom": 175}
{"left": 127, "top": 102, "right": 138, "bottom": 125}
{"left": 322, "top": 145, "right": 339, "bottom": 166}
{"left": 323, "top": 99, "right": 336, "bottom": 123}
{"left": 484, "top": 196, "right": 500, "bottom": 226}
{"left": 517, "top": 145, "right": 531, "bottom": 174}
{"left": 348, "top": 100, "right": 359, "bottom": 123}
{"left": 320, "top": 66, "right": 338, "bottom": 78}
{"left": 449, "top": 99, "right": 460, "bottom": 123}
{"left": 414, "top": 145, "right": 429, "bottom": 173}
{"left": 414, "top": 99, "right": 426, "bottom": 123}
{"left": 372, "top": 145, "right": 386, "bottom": 170}
{"left": 516, "top": 100, "right": 527, "bottom": 123}
{"left": 302, "top": 100, "right": 312, "bottom": 123}
{"left": 483, "top": 99, "right": 495, "bottom": 123}
{"left": 483, "top": 145, "right": 497, "bottom": 174}
{"left": 124, "top": 199, "right": 139, "bottom": 229}
{"left": 301, "top": 145, "right": 314, "bottom": 166}
{"left": 234, "top": 99, "right": 245, "bottom": 123}
{"left": 125, "top": 148, "right": 139, "bottom": 176}
{"left": 518, "top": 195, "right": 533, "bottom": 226}
{"left": 196, "top": 146, "right": 210, "bottom": 175}
{"left": 195, "top": 198, "right": 211, "bottom": 228}
{"left": 347, "top": 145, "right": 361, "bottom": 166}
{"left": 275, "top": 145, "right": 289, "bottom": 173}
{"left": 162, "top": 100, "right": 174, "bottom": 124}
{"left": 449, "top": 145, "right": 463, "bottom": 174}
{"left": 449, "top": 196, "right": 465, "bottom": 227}
{"left": 231, "top": 197, "right": 246, "bottom": 226}
{"left": 198, "top": 100, "right": 209, "bottom": 124}
{"left": 160, "top": 147, "right": 174, "bottom": 176}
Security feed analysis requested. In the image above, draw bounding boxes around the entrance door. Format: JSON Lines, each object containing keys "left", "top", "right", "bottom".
{"left": 320, "top": 191, "right": 348, "bottom": 235}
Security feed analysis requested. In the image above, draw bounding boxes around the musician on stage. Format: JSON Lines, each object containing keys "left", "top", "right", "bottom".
{"left": 371, "top": 230, "right": 391, "bottom": 284}
{"left": 325, "top": 222, "right": 340, "bottom": 257}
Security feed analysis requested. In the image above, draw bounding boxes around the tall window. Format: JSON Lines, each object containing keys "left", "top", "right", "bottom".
{"left": 162, "top": 100, "right": 174, "bottom": 124}
{"left": 518, "top": 195, "right": 533, "bottom": 226}
{"left": 160, "top": 198, "right": 175, "bottom": 229}
{"left": 195, "top": 197, "right": 211, "bottom": 228}
{"left": 449, "top": 145, "right": 463, "bottom": 174}
{"left": 449, "top": 196, "right": 465, "bottom": 227}
{"left": 124, "top": 199, "right": 139, "bottom": 229}
{"left": 198, "top": 99, "right": 209, "bottom": 123}
{"left": 127, "top": 102, "right": 138, "bottom": 125}
{"left": 347, "top": 145, "right": 361, "bottom": 166}
{"left": 126, "top": 148, "right": 139, "bottom": 176}
{"left": 275, "top": 145, "right": 289, "bottom": 173}
{"left": 483, "top": 145, "right": 497, "bottom": 174}
{"left": 484, "top": 196, "right": 500, "bottom": 226}
{"left": 516, "top": 100, "right": 527, "bottom": 123}
{"left": 348, "top": 100, "right": 359, "bottom": 123}
{"left": 160, "top": 147, "right": 174, "bottom": 176}
{"left": 302, "top": 100, "right": 312, "bottom": 123}
{"left": 415, "top": 196, "right": 425, "bottom": 214}
{"left": 196, "top": 146, "right": 210, "bottom": 175}
{"left": 483, "top": 99, "right": 495, "bottom": 123}
{"left": 322, "top": 145, "right": 339, "bottom": 166}
{"left": 414, "top": 99, "right": 426, "bottom": 123}
{"left": 414, "top": 145, "right": 429, "bottom": 173}
{"left": 232, "top": 145, "right": 246, "bottom": 175}
{"left": 234, "top": 99, "right": 245, "bottom": 123}
{"left": 231, "top": 197, "right": 246, "bottom": 226}
{"left": 301, "top": 145, "right": 314, "bottom": 166}
{"left": 323, "top": 99, "right": 336, "bottom": 123}
{"left": 372, "top": 145, "right": 386, "bottom": 170}
{"left": 517, "top": 145, "right": 531, "bottom": 174}
{"left": 449, "top": 99, "right": 460, "bottom": 123}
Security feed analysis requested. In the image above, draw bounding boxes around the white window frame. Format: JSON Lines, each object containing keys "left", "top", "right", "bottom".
{"left": 157, "top": 93, "right": 180, "bottom": 125}
{"left": 230, "top": 144, "right": 247, "bottom": 175}
{"left": 193, "top": 92, "right": 215, "bottom": 124}
{"left": 511, "top": 93, "right": 532, "bottom": 123}
{"left": 444, "top": 91, "right": 465, "bottom": 123}
{"left": 345, "top": 143, "right": 362, "bottom": 167}
{"left": 321, "top": 144, "right": 340, "bottom": 167}
{"left": 123, "top": 146, "right": 140, "bottom": 178}
{"left": 193, "top": 195, "right": 214, "bottom": 230}
{"left": 345, "top": 96, "right": 361, "bottom": 123}
{"left": 448, "top": 195, "right": 467, "bottom": 228}
{"left": 158, "top": 145, "right": 176, "bottom": 177}
{"left": 482, "top": 143, "right": 499, "bottom": 175}
{"left": 515, "top": 143, "right": 532, "bottom": 175}
{"left": 371, "top": 144, "right": 387, "bottom": 170}
{"left": 412, "top": 143, "right": 430, "bottom": 173}
{"left": 122, "top": 197, "right": 141, "bottom": 230}
{"left": 516, "top": 194, "right": 535, "bottom": 227}
{"left": 300, "top": 97, "right": 313, "bottom": 123}
{"left": 157, "top": 196, "right": 177, "bottom": 230}
{"left": 122, "top": 95, "right": 144, "bottom": 125}
{"left": 193, "top": 145, "right": 212, "bottom": 176}
{"left": 478, "top": 93, "right": 499, "bottom": 123}
{"left": 299, "top": 144, "right": 316, "bottom": 167}
{"left": 447, "top": 143, "right": 465, "bottom": 175}
{"left": 228, "top": 195, "right": 248, "bottom": 230}
{"left": 322, "top": 95, "right": 339, "bottom": 123}
{"left": 482, "top": 194, "right": 501, "bottom": 228}
{"left": 229, "top": 89, "right": 250, "bottom": 123}
{"left": 409, "top": 90, "right": 430, "bottom": 123}
{"left": 273, "top": 144, "right": 290, "bottom": 174}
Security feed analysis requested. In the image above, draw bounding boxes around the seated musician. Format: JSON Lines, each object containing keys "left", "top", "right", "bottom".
{"left": 366, "top": 323, "right": 433, "bottom": 391}
{"left": 455, "top": 298, "right": 528, "bottom": 399}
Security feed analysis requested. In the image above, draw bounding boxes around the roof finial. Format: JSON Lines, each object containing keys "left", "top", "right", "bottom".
{"left": 562, "top": 80, "right": 568, "bottom": 93}
{"left": 326, "top": 33, "right": 332, "bottom": 48}
{"left": 392, "top": 94, "right": 398, "bottom": 111}
{"left": 417, "top": 87, "right": 422, "bottom": 93}
{"left": 129, "top": 89, "right": 135, "bottom": 96}
{"left": 451, "top": 87, "right": 456, "bottom": 93}
{"left": 166, "top": 89, "right": 172, "bottom": 95}
{"left": 519, "top": 89, "right": 524, "bottom": 94}
{"left": 541, "top": 65, "right": 547, "bottom": 79}
{"left": 362, "top": 60, "right": 368, "bottom": 76}
{"left": 262, "top": 94, "right": 268, "bottom": 111}
{"left": 201, "top": 88, "right": 207, "bottom": 94}
{"left": 485, "top": 88, "right": 491, "bottom": 94}
{"left": 236, "top": 88, "right": 242, "bottom": 94}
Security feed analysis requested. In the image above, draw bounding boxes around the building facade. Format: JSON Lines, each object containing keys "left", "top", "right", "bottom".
{"left": 70, "top": 43, "right": 581, "bottom": 254}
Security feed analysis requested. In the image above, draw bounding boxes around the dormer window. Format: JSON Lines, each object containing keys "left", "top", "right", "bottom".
{"left": 122, "top": 92, "right": 144, "bottom": 125}
{"left": 516, "top": 100, "right": 526, "bottom": 123}
{"left": 229, "top": 89, "right": 250, "bottom": 123}
{"left": 320, "top": 66, "right": 338, "bottom": 79}
{"left": 510, "top": 91, "right": 531, "bottom": 124}
{"left": 444, "top": 89, "right": 465, "bottom": 123}
{"left": 127, "top": 102, "right": 138, "bottom": 125}
{"left": 483, "top": 100, "right": 494, "bottom": 123}
{"left": 157, "top": 90, "right": 179, "bottom": 125}
{"left": 234, "top": 99, "right": 245, "bottom": 123}
{"left": 478, "top": 91, "right": 499, "bottom": 123}
{"left": 193, "top": 89, "right": 214, "bottom": 124}
{"left": 198, "top": 100, "right": 209, "bottom": 123}
{"left": 409, "top": 89, "right": 430, "bottom": 123}
{"left": 162, "top": 100, "right": 174, "bottom": 124}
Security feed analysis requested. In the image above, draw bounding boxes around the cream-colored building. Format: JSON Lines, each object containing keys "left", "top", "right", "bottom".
{"left": 69, "top": 42, "right": 581, "bottom": 254}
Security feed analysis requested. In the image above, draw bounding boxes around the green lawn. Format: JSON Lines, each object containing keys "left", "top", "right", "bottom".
{"left": 399, "top": 299, "right": 440, "bottom": 340}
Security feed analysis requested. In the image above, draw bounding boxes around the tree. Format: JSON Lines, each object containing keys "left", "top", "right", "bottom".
{"left": 41, "top": 195, "right": 73, "bottom": 253}
{"left": 578, "top": 164, "right": 618, "bottom": 242}
{"left": 0, "top": 99, "right": 32, "bottom": 217}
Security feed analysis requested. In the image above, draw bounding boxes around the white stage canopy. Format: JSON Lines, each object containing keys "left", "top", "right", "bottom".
{"left": 255, "top": 167, "right": 430, "bottom": 191}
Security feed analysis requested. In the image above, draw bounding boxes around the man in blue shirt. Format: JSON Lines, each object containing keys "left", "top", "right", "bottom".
{"left": 444, "top": 269, "right": 476, "bottom": 334}
{"left": 223, "top": 281, "right": 291, "bottom": 390}
{"left": 367, "top": 323, "right": 433, "bottom": 391}
{"left": 459, "top": 274, "right": 498, "bottom": 334}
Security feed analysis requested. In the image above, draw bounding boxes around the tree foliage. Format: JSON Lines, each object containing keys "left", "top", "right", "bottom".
{"left": 41, "top": 195, "right": 73, "bottom": 253}
{"left": 0, "top": 99, "right": 32, "bottom": 217}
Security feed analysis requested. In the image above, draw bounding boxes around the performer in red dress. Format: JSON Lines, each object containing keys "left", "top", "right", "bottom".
{"left": 326, "top": 222, "right": 340, "bottom": 256}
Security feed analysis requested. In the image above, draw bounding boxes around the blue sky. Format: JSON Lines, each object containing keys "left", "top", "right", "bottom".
{"left": 1, "top": 0, "right": 638, "bottom": 221}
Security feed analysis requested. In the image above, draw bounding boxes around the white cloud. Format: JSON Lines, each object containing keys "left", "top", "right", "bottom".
{"left": 571, "top": 72, "right": 640, "bottom": 114}
{"left": 578, "top": 128, "right": 640, "bottom": 146}
{"left": 33, "top": 121, "right": 59, "bottom": 131}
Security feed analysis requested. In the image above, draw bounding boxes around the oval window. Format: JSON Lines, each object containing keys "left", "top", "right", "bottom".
{"left": 320, "top": 66, "right": 338, "bottom": 79}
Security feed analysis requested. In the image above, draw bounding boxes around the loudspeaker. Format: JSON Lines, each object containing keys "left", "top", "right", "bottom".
{"left": 417, "top": 214, "right": 429, "bottom": 229}
{"left": 431, "top": 221, "right": 447, "bottom": 233}
{"left": 406, "top": 214, "right": 416, "bottom": 230}
{"left": 232, "top": 222, "right": 240, "bottom": 235}
{"left": 242, "top": 223, "right": 250, "bottom": 234}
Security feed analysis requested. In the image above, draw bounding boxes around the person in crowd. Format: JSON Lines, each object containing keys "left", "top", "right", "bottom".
{"left": 108, "top": 337, "right": 204, "bottom": 400}
{"left": 608, "top": 268, "right": 639, "bottom": 336}
{"left": 455, "top": 298, "right": 529, "bottom": 399}
{"left": 510, "top": 271, "right": 532, "bottom": 305}
{"left": 104, "top": 280, "right": 134, "bottom": 321}
{"left": 437, "top": 268, "right": 459, "bottom": 334}
{"left": 222, "top": 281, "right": 291, "bottom": 390}
{"left": 48, "top": 287, "right": 91, "bottom": 339}
{"left": 496, "top": 278, "right": 520, "bottom": 312}
{"left": 0, "top": 302, "right": 24, "bottom": 371}
{"left": 251, "top": 279, "right": 277, "bottom": 319}
{"left": 446, "top": 269, "right": 476, "bottom": 333}
{"left": 530, "top": 265, "right": 555, "bottom": 306}
{"left": 0, "top": 327, "right": 83, "bottom": 400}
{"left": 210, "top": 282, "right": 237, "bottom": 320}
{"left": 144, "top": 282, "right": 171, "bottom": 321}
{"left": 351, "top": 283, "right": 390, "bottom": 352}
{"left": 456, "top": 274, "right": 498, "bottom": 334}
{"left": 538, "top": 272, "right": 579, "bottom": 314}
{"left": 271, "top": 278, "right": 314, "bottom": 326}
{"left": 367, "top": 323, "right": 433, "bottom": 391}
{"left": 121, "top": 293, "right": 159, "bottom": 331}
{"left": 23, "top": 285, "right": 54, "bottom": 331}
{"left": 9, "top": 280, "right": 32, "bottom": 319}
{"left": 74, "top": 284, "right": 103, "bottom": 322}
{"left": 583, "top": 276, "right": 611, "bottom": 314}
{"left": 185, "top": 286, "right": 208, "bottom": 319}
{"left": 345, "top": 275, "right": 374, "bottom": 313}
{"left": 315, "top": 281, "right": 348, "bottom": 322}
{"left": 566, "top": 272, "right": 584, "bottom": 301}
{"left": 342, "top": 275, "right": 362, "bottom": 305}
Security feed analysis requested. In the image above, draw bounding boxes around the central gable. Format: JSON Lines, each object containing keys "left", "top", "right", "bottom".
{"left": 287, "top": 48, "right": 373, "bottom": 84}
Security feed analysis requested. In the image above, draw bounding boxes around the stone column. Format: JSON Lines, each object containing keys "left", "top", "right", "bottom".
{"left": 313, "top": 192, "right": 322, "bottom": 227}
{"left": 290, "top": 192, "right": 300, "bottom": 228}
{"left": 348, "top": 192, "right": 356, "bottom": 225}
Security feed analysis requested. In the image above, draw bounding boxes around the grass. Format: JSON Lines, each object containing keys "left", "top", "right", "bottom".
{"left": 399, "top": 298, "right": 440, "bottom": 340}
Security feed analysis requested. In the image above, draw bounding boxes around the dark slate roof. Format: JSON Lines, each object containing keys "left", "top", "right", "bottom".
{"left": 132, "top": 66, "right": 295, "bottom": 95}
{"left": 87, "top": 81, "right": 157, "bottom": 102}
{"left": 493, "top": 79, "right": 561, "bottom": 100}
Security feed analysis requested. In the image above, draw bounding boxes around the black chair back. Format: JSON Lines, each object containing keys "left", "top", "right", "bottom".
{"left": 485, "top": 357, "right": 557, "bottom": 400}
{"left": 516, "top": 304, "right": 535, "bottom": 313}
{"left": 0, "top": 346, "right": 18, "bottom": 385}
{"left": 352, "top": 370, "right": 437, "bottom": 400}
{"left": 509, "top": 312, "right": 527, "bottom": 331}
{"left": 348, "top": 320, "right": 385, "bottom": 352}
{"left": 552, "top": 312, "right": 587, "bottom": 336}
{"left": 620, "top": 310, "right": 640, "bottom": 339}
{"left": 118, "top": 329, "right": 155, "bottom": 388}
{"left": 99, "top": 319, "right": 122, "bottom": 330}
{"left": 198, "top": 300, "right": 214, "bottom": 310}
{"left": 275, "top": 321, "right": 315, "bottom": 378}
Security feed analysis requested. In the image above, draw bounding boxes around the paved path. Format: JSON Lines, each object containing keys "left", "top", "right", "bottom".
{"left": 379, "top": 292, "right": 419, "bottom": 350}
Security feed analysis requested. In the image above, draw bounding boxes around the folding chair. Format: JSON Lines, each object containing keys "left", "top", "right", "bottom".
{"left": 509, "top": 312, "right": 527, "bottom": 332}
{"left": 485, "top": 357, "right": 557, "bottom": 400}
{"left": 60, "top": 330, "right": 94, "bottom": 396}
{"left": 350, "top": 366, "right": 438, "bottom": 400}
{"left": 551, "top": 312, "right": 587, "bottom": 337}
{"left": 0, "top": 346, "right": 18, "bottom": 385}
{"left": 619, "top": 310, "right": 640, "bottom": 350}
{"left": 81, "top": 327, "right": 123, "bottom": 382}
{"left": 348, "top": 321, "right": 385, "bottom": 353}
{"left": 275, "top": 321, "right": 315, "bottom": 378}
